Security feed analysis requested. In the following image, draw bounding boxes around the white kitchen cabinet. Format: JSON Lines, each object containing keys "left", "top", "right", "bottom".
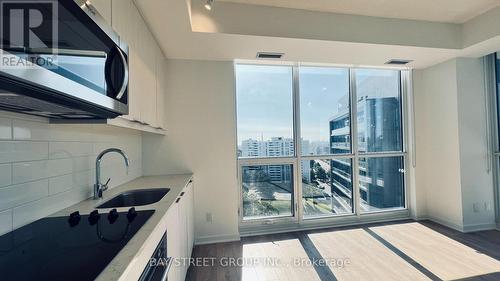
{"left": 142, "top": 28, "right": 158, "bottom": 127}
{"left": 165, "top": 201, "right": 181, "bottom": 281}
{"left": 164, "top": 180, "right": 195, "bottom": 281}
{"left": 178, "top": 193, "right": 188, "bottom": 280}
{"left": 185, "top": 181, "right": 195, "bottom": 257}
{"left": 111, "top": 0, "right": 132, "bottom": 44}
{"left": 105, "top": 0, "right": 166, "bottom": 134}
{"left": 155, "top": 46, "right": 166, "bottom": 130}
{"left": 90, "top": 0, "right": 111, "bottom": 24}
{"left": 124, "top": 2, "right": 144, "bottom": 123}
{"left": 125, "top": 47, "right": 142, "bottom": 122}
{"left": 177, "top": 180, "right": 195, "bottom": 280}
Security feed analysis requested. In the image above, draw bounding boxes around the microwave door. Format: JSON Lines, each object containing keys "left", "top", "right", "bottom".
{"left": 23, "top": 48, "right": 108, "bottom": 95}
{"left": 5, "top": 0, "right": 127, "bottom": 100}
{"left": 0, "top": 49, "right": 126, "bottom": 114}
{"left": 0, "top": 0, "right": 128, "bottom": 118}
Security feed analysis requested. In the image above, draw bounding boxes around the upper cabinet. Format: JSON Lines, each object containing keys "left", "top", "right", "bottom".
{"left": 156, "top": 46, "right": 166, "bottom": 130}
{"left": 110, "top": 0, "right": 132, "bottom": 43}
{"left": 90, "top": 0, "right": 111, "bottom": 24}
{"left": 102, "top": 0, "right": 166, "bottom": 134}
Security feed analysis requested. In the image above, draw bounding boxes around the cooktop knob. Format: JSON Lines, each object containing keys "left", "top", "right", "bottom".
{"left": 108, "top": 208, "right": 119, "bottom": 224}
{"left": 88, "top": 210, "right": 101, "bottom": 225}
{"left": 68, "top": 211, "right": 81, "bottom": 227}
{"left": 127, "top": 207, "right": 137, "bottom": 222}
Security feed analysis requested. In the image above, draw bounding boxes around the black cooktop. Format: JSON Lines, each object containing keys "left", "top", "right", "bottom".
{"left": 0, "top": 208, "right": 154, "bottom": 281}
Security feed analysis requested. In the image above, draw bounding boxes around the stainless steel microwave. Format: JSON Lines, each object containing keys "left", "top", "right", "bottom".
{"left": 0, "top": 0, "right": 128, "bottom": 119}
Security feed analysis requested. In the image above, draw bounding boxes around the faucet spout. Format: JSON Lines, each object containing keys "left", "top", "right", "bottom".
{"left": 94, "top": 148, "right": 130, "bottom": 200}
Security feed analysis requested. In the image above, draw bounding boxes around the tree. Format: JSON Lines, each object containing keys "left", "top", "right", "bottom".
{"left": 310, "top": 169, "right": 316, "bottom": 182}
{"left": 243, "top": 168, "right": 270, "bottom": 182}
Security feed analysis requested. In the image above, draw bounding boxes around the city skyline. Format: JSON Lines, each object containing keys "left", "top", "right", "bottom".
{"left": 236, "top": 65, "right": 400, "bottom": 146}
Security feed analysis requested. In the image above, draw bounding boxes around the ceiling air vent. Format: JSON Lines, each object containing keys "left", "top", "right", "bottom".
{"left": 385, "top": 59, "right": 413, "bottom": 65}
{"left": 256, "top": 52, "right": 284, "bottom": 59}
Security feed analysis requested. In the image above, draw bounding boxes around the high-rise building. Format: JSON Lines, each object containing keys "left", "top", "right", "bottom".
{"left": 266, "top": 137, "right": 294, "bottom": 157}
{"left": 241, "top": 139, "right": 266, "bottom": 157}
{"left": 301, "top": 139, "right": 311, "bottom": 182}
{"left": 330, "top": 89, "right": 402, "bottom": 210}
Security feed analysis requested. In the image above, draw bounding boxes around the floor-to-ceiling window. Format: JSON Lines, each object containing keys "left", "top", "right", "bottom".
{"left": 492, "top": 53, "right": 500, "bottom": 225}
{"left": 236, "top": 63, "right": 407, "bottom": 225}
{"left": 299, "top": 67, "right": 354, "bottom": 218}
{"left": 236, "top": 65, "right": 296, "bottom": 221}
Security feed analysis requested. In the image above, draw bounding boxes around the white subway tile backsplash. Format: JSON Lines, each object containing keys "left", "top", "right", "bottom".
{"left": 49, "top": 170, "right": 92, "bottom": 195}
{"left": 0, "top": 164, "right": 12, "bottom": 187}
{"left": 0, "top": 209, "right": 12, "bottom": 235}
{"left": 49, "top": 141, "right": 94, "bottom": 159}
{"left": 0, "top": 141, "right": 48, "bottom": 163}
{"left": 12, "top": 158, "right": 73, "bottom": 184}
{"left": 49, "top": 174, "right": 73, "bottom": 195}
{"left": 0, "top": 118, "right": 12, "bottom": 140}
{"left": 0, "top": 114, "right": 142, "bottom": 233}
{"left": 13, "top": 188, "right": 89, "bottom": 229}
{"left": 13, "top": 119, "right": 50, "bottom": 140}
{"left": 0, "top": 180, "right": 49, "bottom": 211}
{"left": 48, "top": 124, "right": 101, "bottom": 142}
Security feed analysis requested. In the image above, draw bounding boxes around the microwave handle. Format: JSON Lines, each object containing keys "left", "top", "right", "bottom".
{"left": 115, "top": 47, "right": 129, "bottom": 100}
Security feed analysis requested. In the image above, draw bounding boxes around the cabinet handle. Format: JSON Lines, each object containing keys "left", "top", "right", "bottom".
{"left": 180, "top": 192, "right": 185, "bottom": 197}
{"left": 175, "top": 198, "right": 180, "bottom": 203}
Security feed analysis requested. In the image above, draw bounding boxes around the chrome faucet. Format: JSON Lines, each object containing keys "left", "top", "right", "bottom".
{"left": 94, "top": 148, "right": 130, "bottom": 199}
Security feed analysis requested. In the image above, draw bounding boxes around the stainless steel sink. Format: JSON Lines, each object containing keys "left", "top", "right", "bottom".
{"left": 96, "top": 188, "right": 170, "bottom": 208}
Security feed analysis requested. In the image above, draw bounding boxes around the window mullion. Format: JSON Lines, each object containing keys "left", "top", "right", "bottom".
{"left": 292, "top": 65, "right": 302, "bottom": 222}
{"left": 350, "top": 68, "right": 361, "bottom": 217}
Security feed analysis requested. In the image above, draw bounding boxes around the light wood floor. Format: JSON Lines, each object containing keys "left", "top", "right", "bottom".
{"left": 186, "top": 220, "right": 500, "bottom": 281}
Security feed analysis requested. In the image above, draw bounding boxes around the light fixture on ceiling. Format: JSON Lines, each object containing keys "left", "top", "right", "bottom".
{"left": 205, "top": 0, "right": 214, "bottom": 11}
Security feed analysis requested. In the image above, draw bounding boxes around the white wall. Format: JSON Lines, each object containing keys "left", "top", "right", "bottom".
{"left": 408, "top": 70, "right": 427, "bottom": 219}
{"left": 0, "top": 112, "right": 142, "bottom": 235}
{"left": 456, "top": 58, "right": 496, "bottom": 231}
{"left": 413, "top": 57, "right": 496, "bottom": 231}
{"left": 142, "top": 59, "right": 240, "bottom": 244}
{"left": 414, "top": 59, "right": 464, "bottom": 229}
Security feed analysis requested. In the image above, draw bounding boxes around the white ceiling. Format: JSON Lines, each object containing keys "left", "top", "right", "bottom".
{"left": 135, "top": 0, "right": 500, "bottom": 69}
{"left": 218, "top": 0, "right": 500, "bottom": 23}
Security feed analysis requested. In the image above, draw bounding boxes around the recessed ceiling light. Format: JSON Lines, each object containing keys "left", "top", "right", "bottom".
{"left": 205, "top": 0, "right": 214, "bottom": 11}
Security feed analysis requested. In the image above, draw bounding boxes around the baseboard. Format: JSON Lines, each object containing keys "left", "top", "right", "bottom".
{"left": 462, "top": 222, "right": 497, "bottom": 233}
{"left": 415, "top": 215, "right": 464, "bottom": 232}
{"left": 415, "top": 214, "right": 498, "bottom": 233}
{"left": 240, "top": 211, "right": 411, "bottom": 237}
{"left": 195, "top": 233, "right": 241, "bottom": 245}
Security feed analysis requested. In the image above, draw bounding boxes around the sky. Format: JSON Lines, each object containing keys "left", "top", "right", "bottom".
{"left": 235, "top": 64, "right": 399, "bottom": 145}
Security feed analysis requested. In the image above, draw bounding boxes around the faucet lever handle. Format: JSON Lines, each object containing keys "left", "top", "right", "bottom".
{"left": 103, "top": 178, "right": 111, "bottom": 190}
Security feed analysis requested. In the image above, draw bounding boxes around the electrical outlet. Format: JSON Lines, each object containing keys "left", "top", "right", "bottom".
{"left": 484, "top": 202, "right": 493, "bottom": 212}
{"left": 473, "top": 203, "right": 481, "bottom": 213}
{"left": 206, "top": 212, "right": 213, "bottom": 223}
